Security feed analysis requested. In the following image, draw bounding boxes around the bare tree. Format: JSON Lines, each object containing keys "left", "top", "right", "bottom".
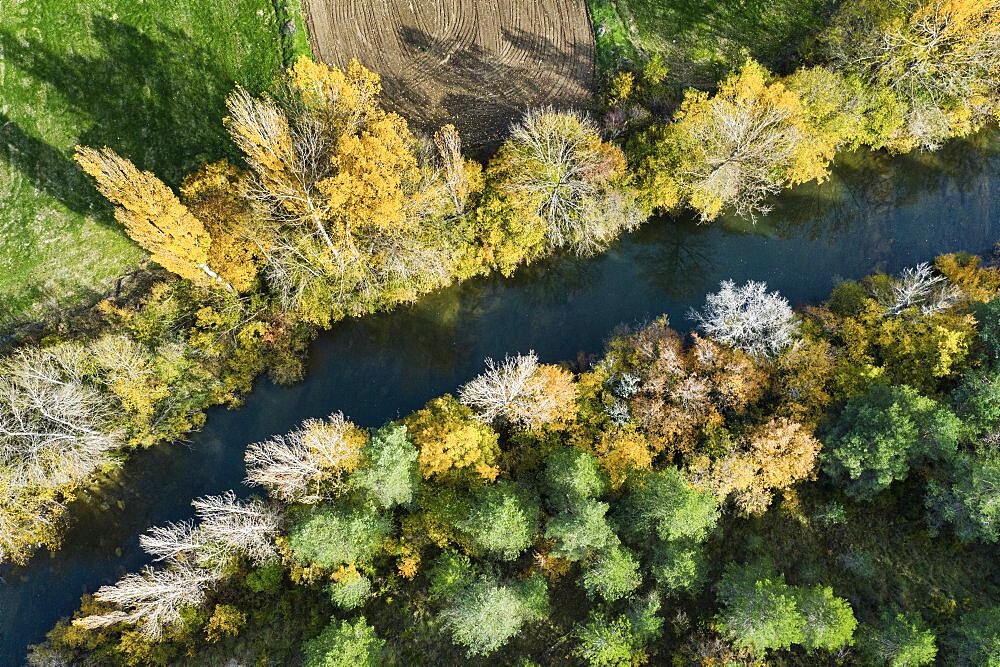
{"left": 90, "top": 491, "right": 280, "bottom": 637}
{"left": 77, "top": 562, "right": 218, "bottom": 638}
{"left": 493, "top": 108, "right": 642, "bottom": 254}
{"left": 689, "top": 281, "right": 798, "bottom": 358}
{"left": 879, "top": 262, "right": 962, "bottom": 316}
{"left": 191, "top": 491, "right": 281, "bottom": 566}
{"left": 0, "top": 345, "right": 121, "bottom": 493}
{"left": 434, "top": 124, "right": 471, "bottom": 214}
{"left": 139, "top": 519, "right": 200, "bottom": 563}
{"left": 140, "top": 493, "right": 280, "bottom": 569}
{"left": 459, "top": 352, "right": 576, "bottom": 429}
{"left": 225, "top": 86, "right": 340, "bottom": 258}
{"left": 460, "top": 353, "right": 540, "bottom": 425}
{"left": 245, "top": 412, "right": 362, "bottom": 502}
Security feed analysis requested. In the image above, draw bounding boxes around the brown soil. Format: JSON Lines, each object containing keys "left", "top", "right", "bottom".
{"left": 302, "top": 0, "right": 596, "bottom": 149}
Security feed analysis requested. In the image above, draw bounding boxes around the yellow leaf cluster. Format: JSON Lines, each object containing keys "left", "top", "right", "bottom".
{"left": 289, "top": 56, "right": 382, "bottom": 133}
{"left": 935, "top": 252, "right": 1000, "bottom": 302}
{"left": 404, "top": 396, "right": 501, "bottom": 481}
{"left": 702, "top": 418, "right": 821, "bottom": 516}
{"left": 74, "top": 146, "right": 217, "bottom": 287}
{"left": 323, "top": 115, "right": 419, "bottom": 235}
{"left": 181, "top": 160, "right": 262, "bottom": 292}
{"left": 593, "top": 427, "right": 653, "bottom": 490}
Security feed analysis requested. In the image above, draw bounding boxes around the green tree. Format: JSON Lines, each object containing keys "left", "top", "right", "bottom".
{"left": 286, "top": 503, "right": 392, "bottom": 568}
{"left": 456, "top": 481, "right": 539, "bottom": 561}
{"left": 794, "top": 584, "right": 858, "bottom": 652}
{"left": 716, "top": 563, "right": 806, "bottom": 654}
{"left": 303, "top": 617, "right": 385, "bottom": 667}
{"left": 581, "top": 544, "right": 642, "bottom": 602}
{"left": 953, "top": 370, "right": 1000, "bottom": 436}
{"left": 427, "top": 549, "right": 475, "bottom": 601}
{"left": 350, "top": 424, "right": 419, "bottom": 508}
{"left": 943, "top": 606, "right": 1000, "bottom": 667}
{"left": 973, "top": 297, "right": 1000, "bottom": 365}
{"left": 651, "top": 538, "right": 707, "bottom": 593}
{"left": 823, "top": 384, "right": 962, "bottom": 499}
{"left": 857, "top": 610, "right": 937, "bottom": 666}
{"left": 327, "top": 569, "right": 372, "bottom": 610}
{"left": 573, "top": 613, "right": 648, "bottom": 667}
{"left": 543, "top": 447, "right": 608, "bottom": 510}
{"left": 927, "top": 448, "right": 1000, "bottom": 543}
{"left": 622, "top": 467, "right": 719, "bottom": 543}
{"left": 545, "top": 498, "right": 617, "bottom": 561}
{"left": 440, "top": 575, "right": 549, "bottom": 657}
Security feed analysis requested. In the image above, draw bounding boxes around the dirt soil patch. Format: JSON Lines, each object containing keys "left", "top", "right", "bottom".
{"left": 303, "top": 0, "right": 596, "bottom": 148}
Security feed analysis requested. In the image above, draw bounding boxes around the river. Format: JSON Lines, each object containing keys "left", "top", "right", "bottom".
{"left": 2, "top": 134, "right": 1000, "bottom": 663}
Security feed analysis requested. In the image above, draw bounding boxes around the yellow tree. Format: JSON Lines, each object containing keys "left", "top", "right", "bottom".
{"left": 697, "top": 418, "right": 821, "bottom": 516}
{"left": 321, "top": 114, "right": 419, "bottom": 240}
{"left": 225, "top": 57, "right": 427, "bottom": 257}
{"left": 224, "top": 57, "right": 456, "bottom": 320}
{"left": 181, "top": 160, "right": 263, "bottom": 292}
{"left": 74, "top": 146, "right": 228, "bottom": 289}
{"left": 635, "top": 61, "right": 833, "bottom": 222}
{"left": 223, "top": 85, "right": 339, "bottom": 256}
{"left": 403, "top": 395, "right": 501, "bottom": 482}
{"left": 823, "top": 0, "right": 1000, "bottom": 150}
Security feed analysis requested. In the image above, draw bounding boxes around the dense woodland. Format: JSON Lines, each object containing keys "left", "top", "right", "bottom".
{"left": 3, "top": 0, "right": 1000, "bottom": 664}
{"left": 28, "top": 250, "right": 1000, "bottom": 665}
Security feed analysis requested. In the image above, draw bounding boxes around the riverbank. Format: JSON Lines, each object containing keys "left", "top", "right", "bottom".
{"left": 4, "top": 128, "right": 1000, "bottom": 663}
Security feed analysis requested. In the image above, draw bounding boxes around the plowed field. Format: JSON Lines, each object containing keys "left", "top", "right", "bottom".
{"left": 303, "top": 0, "right": 595, "bottom": 147}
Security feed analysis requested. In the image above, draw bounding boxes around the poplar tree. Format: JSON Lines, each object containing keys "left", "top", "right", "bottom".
{"left": 74, "top": 146, "right": 229, "bottom": 289}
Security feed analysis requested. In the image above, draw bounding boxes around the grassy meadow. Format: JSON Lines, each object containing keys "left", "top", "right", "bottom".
{"left": 587, "top": 0, "right": 836, "bottom": 85}
{"left": 0, "top": 0, "right": 308, "bottom": 331}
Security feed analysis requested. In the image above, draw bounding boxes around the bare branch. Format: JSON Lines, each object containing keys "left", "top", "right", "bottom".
{"left": 689, "top": 281, "right": 799, "bottom": 358}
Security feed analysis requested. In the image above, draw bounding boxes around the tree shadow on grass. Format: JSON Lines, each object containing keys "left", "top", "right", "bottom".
{"left": 642, "top": 0, "right": 837, "bottom": 71}
{"left": 0, "top": 14, "right": 241, "bottom": 223}
{"left": 0, "top": 111, "right": 111, "bottom": 223}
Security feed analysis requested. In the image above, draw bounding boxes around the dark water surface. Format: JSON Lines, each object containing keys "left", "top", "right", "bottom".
{"left": 3, "top": 134, "right": 1000, "bottom": 663}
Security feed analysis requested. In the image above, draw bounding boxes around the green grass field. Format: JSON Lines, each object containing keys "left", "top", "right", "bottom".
{"left": 0, "top": 0, "right": 309, "bottom": 331}
{"left": 587, "top": 0, "right": 836, "bottom": 85}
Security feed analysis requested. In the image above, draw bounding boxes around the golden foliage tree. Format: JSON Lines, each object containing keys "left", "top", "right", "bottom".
{"left": 824, "top": 0, "right": 1000, "bottom": 150}
{"left": 635, "top": 61, "right": 834, "bottom": 221}
{"left": 74, "top": 147, "right": 228, "bottom": 289}
{"left": 697, "top": 418, "right": 821, "bottom": 516}
{"left": 181, "top": 160, "right": 263, "bottom": 292}
{"left": 404, "top": 396, "right": 501, "bottom": 482}
{"left": 225, "top": 57, "right": 462, "bottom": 322}
{"left": 592, "top": 427, "right": 654, "bottom": 490}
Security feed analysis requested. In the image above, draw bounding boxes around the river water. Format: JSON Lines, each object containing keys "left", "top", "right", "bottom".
{"left": 2, "top": 134, "right": 1000, "bottom": 662}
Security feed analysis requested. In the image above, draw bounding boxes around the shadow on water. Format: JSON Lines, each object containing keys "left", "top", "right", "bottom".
{"left": 2, "top": 125, "right": 1000, "bottom": 661}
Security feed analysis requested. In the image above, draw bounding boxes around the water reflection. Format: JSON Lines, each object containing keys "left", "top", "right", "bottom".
{"left": 3, "top": 130, "right": 1000, "bottom": 662}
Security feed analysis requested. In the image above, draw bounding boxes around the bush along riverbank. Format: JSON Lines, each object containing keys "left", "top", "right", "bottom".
{"left": 29, "top": 251, "right": 1000, "bottom": 665}
{"left": 4, "top": 0, "right": 1000, "bottom": 568}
